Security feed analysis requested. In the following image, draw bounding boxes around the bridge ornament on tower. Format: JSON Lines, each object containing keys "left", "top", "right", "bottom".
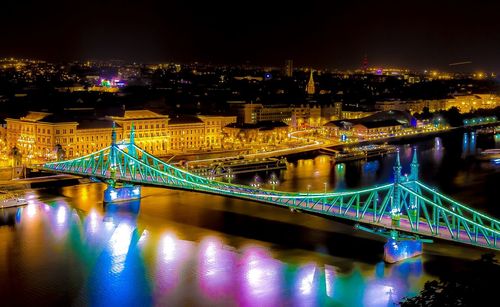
{"left": 41, "top": 128, "right": 500, "bottom": 263}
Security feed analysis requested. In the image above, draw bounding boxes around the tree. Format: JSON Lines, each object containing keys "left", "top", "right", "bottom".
{"left": 54, "top": 144, "right": 66, "bottom": 161}
{"left": 10, "top": 146, "right": 22, "bottom": 166}
{"left": 400, "top": 253, "right": 500, "bottom": 306}
{"left": 421, "top": 107, "right": 432, "bottom": 120}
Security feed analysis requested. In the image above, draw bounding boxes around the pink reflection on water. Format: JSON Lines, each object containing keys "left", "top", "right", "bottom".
{"left": 47, "top": 201, "right": 72, "bottom": 240}
{"left": 238, "top": 246, "right": 282, "bottom": 306}
{"left": 161, "top": 233, "right": 176, "bottom": 262}
{"left": 57, "top": 206, "right": 67, "bottom": 226}
{"left": 154, "top": 232, "right": 193, "bottom": 302}
{"left": 198, "top": 237, "right": 236, "bottom": 302}
{"left": 26, "top": 203, "right": 37, "bottom": 218}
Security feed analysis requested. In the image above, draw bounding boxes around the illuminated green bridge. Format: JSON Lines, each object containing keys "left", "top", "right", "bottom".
{"left": 41, "top": 124, "right": 500, "bottom": 261}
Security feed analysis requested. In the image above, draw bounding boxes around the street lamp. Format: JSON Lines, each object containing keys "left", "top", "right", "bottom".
{"left": 323, "top": 182, "right": 327, "bottom": 193}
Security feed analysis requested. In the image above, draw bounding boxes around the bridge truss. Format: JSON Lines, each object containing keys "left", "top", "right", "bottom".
{"left": 42, "top": 124, "right": 500, "bottom": 251}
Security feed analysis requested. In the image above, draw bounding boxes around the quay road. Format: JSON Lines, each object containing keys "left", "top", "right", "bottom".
{"left": 188, "top": 126, "right": 451, "bottom": 163}
{"left": 0, "top": 174, "right": 81, "bottom": 189}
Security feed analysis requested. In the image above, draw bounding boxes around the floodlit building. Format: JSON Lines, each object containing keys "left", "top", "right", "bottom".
{"left": 107, "top": 110, "right": 169, "bottom": 156}
{"left": 352, "top": 120, "right": 403, "bottom": 137}
{"left": 223, "top": 121, "right": 290, "bottom": 148}
{"left": 4, "top": 109, "right": 236, "bottom": 162}
{"left": 233, "top": 103, "right": 329, "bottom": 128}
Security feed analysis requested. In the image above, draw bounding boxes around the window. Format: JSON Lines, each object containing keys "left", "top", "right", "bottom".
{"left": 70, "top": 129, "right": 73, "bottom": 134}
{"left": 56, "top": 130, "right": 60, "bottom": 134}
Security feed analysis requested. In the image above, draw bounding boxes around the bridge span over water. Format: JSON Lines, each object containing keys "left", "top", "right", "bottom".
{"left": 40, "top": 124, "right": 500, "bottom": 261}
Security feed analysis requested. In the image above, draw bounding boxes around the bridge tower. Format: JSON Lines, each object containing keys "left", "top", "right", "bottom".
{"left": 109, "top": 121, "right": 118, "bottom": 185}
{"left": 103, "top": 122, "right": 142, "bottom": 203}
{"left": 128, "top": 122, "right": 137, "bottom": 159}
{"left": 391, "top": 149, "right": 402, "bottom": 227}
{"left": 410, "top": 147, "right": 419, "bottom": 181}
{"left": 409, "top": 147, "right": 419, "bottom": 216}
{"left": 383, "top": 148, "right": 423, "bottom": 263}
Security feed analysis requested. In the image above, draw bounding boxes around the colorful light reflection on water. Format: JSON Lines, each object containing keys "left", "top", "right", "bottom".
{"left": 0, "top": 200, "right": 432, "bottom": 306}
{"left": 2, "top": 130, "right": 497, "bottom": 306}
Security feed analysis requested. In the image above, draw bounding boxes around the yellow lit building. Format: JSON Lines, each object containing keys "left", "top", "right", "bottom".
{"left": 107, "top": 110, "right": 169, "bottom": 156}
{"left": 4, "top": 109, "right": 237, "bottom": 162}
{"left": 352, "top": 120, "right": 403, "bottom": 137}
{"left": 6, "top": 112, "right": 78, "bottom": 162}
{"left": 168, "top": 116, "right": 205, "bottom": 152}
{"left": 445, "top": 94, "right": 500, "bottom": 113}
{"left": 197, "top": 115, "right": 237, "bottom": 149}
{"left": 74, "top": 121, "right": 119, "bottom": 156}
{"left": 223, "top": 121, "right": 290, "bottom": 148}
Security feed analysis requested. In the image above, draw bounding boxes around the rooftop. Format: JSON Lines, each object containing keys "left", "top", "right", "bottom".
{"left": 168, "top": 115, "right": 204, "bottom": 125}
{"left": 77, "top": 120, "right": 116, "bottom": 129}
{"left": 354, "top": 119, "right": 403, "bottom": 129}
{"left": 225, "top": 120, "right": 288, "bottom": 130}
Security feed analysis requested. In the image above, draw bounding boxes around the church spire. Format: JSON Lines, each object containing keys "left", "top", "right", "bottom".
{"left": 306, "top": 69, "right": 316, "bottom": 95}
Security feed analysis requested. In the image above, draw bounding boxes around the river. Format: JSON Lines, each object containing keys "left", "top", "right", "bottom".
{"left": 0, "top": 130, "right": 499, "bottom": 306}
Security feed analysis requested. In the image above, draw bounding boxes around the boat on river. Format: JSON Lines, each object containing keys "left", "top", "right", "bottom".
{"left": 323, "top": 144, "right": 397, "bottom": 163}
{"left": 0, "top": 191, "right": 27, "bottom": 208}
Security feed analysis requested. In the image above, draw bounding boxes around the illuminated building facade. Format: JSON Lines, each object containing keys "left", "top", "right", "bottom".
{"left": 6, "top": 112, "right": 79, "bottom": 162}
{"left": 108, "top": 110, "right": 169, "bottom": 156}
{"left": 168, "top": 115, "right": 236, "bottom": 152}
{"left": 235, "top": 103, "right": 324, "bottom": 128}
{"left": 223, "top": 121, "right": 290, "bottom": 148}
{"left": 352, "top": 120, "right": 403, "bottom": 137}
{"left": 445, "top": 94, "right": 500, "bottom": 113}
{"left": 197, "top": 115, "right": 237, "bottom": 149}
{"left": 168, "top": 116, "right": 206, "bottom": 152}
{"left": 376, "top": 95, "right": 500, "bottom": 114}
{"left": 5, "top": 110, "right": 236, "bottom": 162}
{"left": 74, "top": 121, "right": 121, "bottom": 157}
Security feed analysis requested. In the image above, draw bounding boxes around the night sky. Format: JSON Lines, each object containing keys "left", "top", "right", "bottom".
{"left": 2, "top": 0, "right": 500, "bottom": 71}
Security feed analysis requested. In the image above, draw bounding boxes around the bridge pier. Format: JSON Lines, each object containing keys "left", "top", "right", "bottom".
{"left": 104, "top": 183, "right": 142, "bottom": 203}
{"left": 383, "top": 230, "right": 423, "bottom": 263}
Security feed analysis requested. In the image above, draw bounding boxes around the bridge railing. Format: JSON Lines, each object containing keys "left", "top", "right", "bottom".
{"left": 40, "top": 141, "right": 500, "bottom": 250}
{"left": 399, "top": 184, "right": 499, "bottom": 248}
{"left": 415, "top": 181, "right": 500, "bottom": 232}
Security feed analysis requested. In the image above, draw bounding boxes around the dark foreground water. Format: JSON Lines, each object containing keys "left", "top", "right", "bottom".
{"left": 0, "top": 130, "right": 499, "bottom": 306}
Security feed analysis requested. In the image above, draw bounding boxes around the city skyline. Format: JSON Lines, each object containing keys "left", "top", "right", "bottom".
{"left": 2, "top": 1, "right": 500, "bottom": 72}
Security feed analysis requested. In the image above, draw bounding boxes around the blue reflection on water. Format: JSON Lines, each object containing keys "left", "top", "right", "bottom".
{"left": 87, "top": 221, "right": 152, "bottom": 307}
{"left": 4, "top": 195, "right": 432, "bottom": 307}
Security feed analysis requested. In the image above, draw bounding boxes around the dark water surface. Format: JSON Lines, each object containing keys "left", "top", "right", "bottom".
{"left": 0, "top": 130, "right": 499, "bottom": 306}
